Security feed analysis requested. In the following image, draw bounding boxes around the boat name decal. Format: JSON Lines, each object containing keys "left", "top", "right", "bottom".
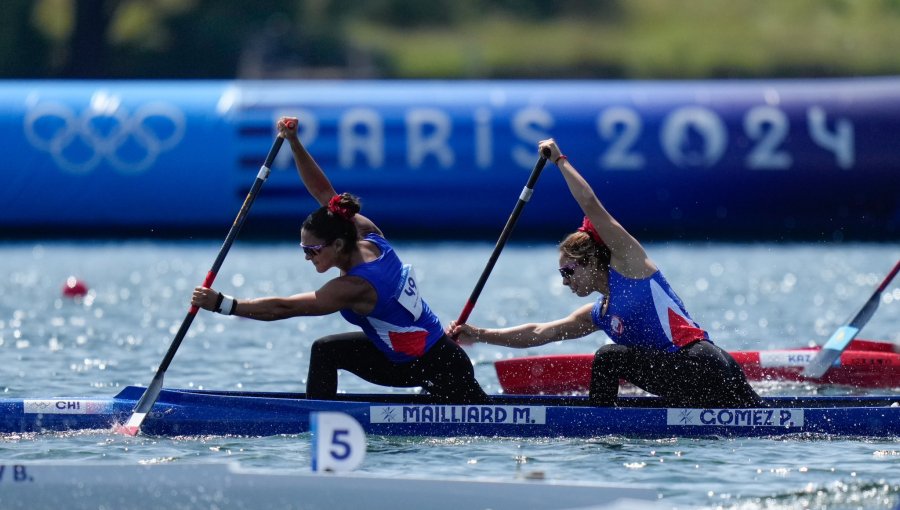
{"left": 667, "top": 408, "right": 804, "bottom": 427}
{"left": 23, "top": 399, "right": 110, "bottom": 415}
{"left": 369, "top": 405, "right": 546, "bottom": 425}
{"left": 759, "top": 351, "right": 815, "bottom": 367}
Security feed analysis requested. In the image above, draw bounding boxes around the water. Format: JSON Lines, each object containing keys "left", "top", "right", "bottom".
{"left": 1, "top": 240, "right": 899, "bottom": 509}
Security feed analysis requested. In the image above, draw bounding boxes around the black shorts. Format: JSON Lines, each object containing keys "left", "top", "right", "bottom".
{"left": 305, "top": 332, "right": 488, "bottom": 404}
{"left": 589, "top": 340, "right": 763, "bottom": 408}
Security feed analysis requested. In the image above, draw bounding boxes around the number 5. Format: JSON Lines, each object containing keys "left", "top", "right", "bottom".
{"left": 311, "top": 412, "right": 366, "bottom": 472}
{"left": 330, "top": 429, "right": 352, "bottom": 460}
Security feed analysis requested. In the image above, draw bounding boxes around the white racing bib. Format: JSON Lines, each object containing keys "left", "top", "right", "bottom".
{"left": 395, "top": 264, "right": 423, "bottom": 320}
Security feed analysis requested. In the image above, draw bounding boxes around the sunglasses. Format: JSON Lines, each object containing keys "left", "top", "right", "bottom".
{"left": 300, "top": 240, "right": 332, "bottom": 257}
{"left": 558, "top": 261, "right": 578, "bottom": 279}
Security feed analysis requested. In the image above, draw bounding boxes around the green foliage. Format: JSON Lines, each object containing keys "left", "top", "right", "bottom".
{"left": 0, "top": 0, "right": 53, "bottom": 76}
{"left": 3, "top": 0, "right": 900, "bottom": 79}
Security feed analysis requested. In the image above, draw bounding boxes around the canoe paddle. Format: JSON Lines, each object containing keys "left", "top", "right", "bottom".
{"left": 802, "top": 259, "right": 900, "bottom": 379}
{"left": 115, "top": 124, "right": 292, "bottom": 436}
{"left": 453, "top": 149, "right": 549, "bottom": 334}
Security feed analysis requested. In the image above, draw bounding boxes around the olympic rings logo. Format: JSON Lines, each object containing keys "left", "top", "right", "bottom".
{"left": 24, "top": 98, "right": 186, "bottom": 174}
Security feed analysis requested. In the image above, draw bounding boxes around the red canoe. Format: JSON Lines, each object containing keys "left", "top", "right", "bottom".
{"left": 494, "top": 339, "right": 900, "bottom": 394}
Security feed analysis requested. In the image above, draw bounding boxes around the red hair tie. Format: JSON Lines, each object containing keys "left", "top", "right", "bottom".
{"left": 327, "top": 194, "right": 353, "bottom": 220}
{"left": 577, "top": 216, "right": 605, "bottom": 246}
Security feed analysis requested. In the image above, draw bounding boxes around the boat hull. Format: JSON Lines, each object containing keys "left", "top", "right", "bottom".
{"left": 1, "top": 387, "right": 899, "bottom": 438}
{"left": 495, "top": 340, "right": 900, "bottom": 394}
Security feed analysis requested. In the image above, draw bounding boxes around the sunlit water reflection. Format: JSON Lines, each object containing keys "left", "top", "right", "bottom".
{"left": 1, "top": 241, "right": 898, "bottom": 508}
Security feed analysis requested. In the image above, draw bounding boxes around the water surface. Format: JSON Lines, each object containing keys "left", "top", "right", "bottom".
{"left": 1, "top": 241, "right": 898, "bottom": 509}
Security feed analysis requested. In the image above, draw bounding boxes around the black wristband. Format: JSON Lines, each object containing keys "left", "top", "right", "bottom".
{"left": 214, "top": 292, "right": 225, "bottom": 311}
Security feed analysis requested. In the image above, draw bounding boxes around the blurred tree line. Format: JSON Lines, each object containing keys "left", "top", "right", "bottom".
{"left": 3, "top": 0, "right": 900, "bottom": 79}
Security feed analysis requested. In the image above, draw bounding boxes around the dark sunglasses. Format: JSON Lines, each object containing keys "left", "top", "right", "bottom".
{"left": 300, "top": 240, "right": 332, "bottom": 257}
{"left": 558, "top": 261, "right": 578, "bottom": 279}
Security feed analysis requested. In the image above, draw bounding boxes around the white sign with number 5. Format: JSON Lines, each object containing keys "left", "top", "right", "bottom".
{"left": 311, "top": 412, "right": 366, "bottom": 473}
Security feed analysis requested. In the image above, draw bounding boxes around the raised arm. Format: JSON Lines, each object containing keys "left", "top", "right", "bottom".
{"left": 447, "top": 303, "right": 598, "bottom": 348}
{"left": 278, "top": 117, "right": 336, "bottom": 206}
{"left": 538, "top": 139, "right": 655, "bottom": 278}
{"left": 278, "top": 117, "right": 382, "bottom": 237}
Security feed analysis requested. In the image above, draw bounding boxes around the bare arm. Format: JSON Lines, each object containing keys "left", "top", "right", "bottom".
{"left": 447, "top": 303, "right": 598, "bottom": 348}
{"left": 538, "top": 139, "right": 655, "bottom": 278}
{"left": 192, "top": 276, "right": 377, "bottom": 321}
{"left": 277, "top": 117, "right": 382, "bottom": 238}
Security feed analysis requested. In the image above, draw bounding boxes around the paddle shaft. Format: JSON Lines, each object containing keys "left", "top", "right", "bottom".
{"left": 129, "top": 133, "right": 288, "bottom": 419}
{"left": 847, "top": 259, "right": 900, "bottom": 328}
{"left": 455, "top": 151, "right": 549, "bottom": 326}
{"left": 802, "top": 258, "right": 900, "bottom": 378}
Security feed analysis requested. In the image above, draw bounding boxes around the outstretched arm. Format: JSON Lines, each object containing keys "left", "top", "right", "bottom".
{"left": 191, "top": 275, "right": 377, "bottom": 321}
{"left": 278, "top": 116, "right": 382, "bottom": 237}
{"left": 538, "top": 139, "right": 655, "bottom": 278}
{"left": 447, "top": 303, "right": 598, "bottom": 348}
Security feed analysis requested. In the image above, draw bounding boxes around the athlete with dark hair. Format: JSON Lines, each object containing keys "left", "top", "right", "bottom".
{"left": 449, "top": 139, "right": 761, "bottom": 408}
{"left": 192, "top": 117, "right": 487, "bottom": 403}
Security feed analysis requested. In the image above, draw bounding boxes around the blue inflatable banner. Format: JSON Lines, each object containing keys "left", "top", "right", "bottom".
{"left": 1, "top": 78, "right": 898, "bottom": 239}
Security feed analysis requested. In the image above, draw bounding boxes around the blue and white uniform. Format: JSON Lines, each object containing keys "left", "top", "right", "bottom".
{"left": 587, "top": 266, "right": 761, "bottom": 408}
{"left": 590, "top": 268, "right": 709, "bottom": 352}
{"left": 339, "top": 234, "right": 443, "bottom": 363}
{"left": 308, "top": 233, "right": 487, "bottom": 403}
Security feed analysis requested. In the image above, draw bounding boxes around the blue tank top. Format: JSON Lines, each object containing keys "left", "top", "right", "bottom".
{"left": 591, "top": 267, "right": 710, "bottom": 353}
{"left": 339, "top": 234, "right": 444, "bottom": 363}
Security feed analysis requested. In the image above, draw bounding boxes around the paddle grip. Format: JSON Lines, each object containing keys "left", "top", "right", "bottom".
{"left": 189, "top": 271, "right": 219, "bottom": 314}
{"left": 457, "top": 301, "right": 476, "bottom": 327}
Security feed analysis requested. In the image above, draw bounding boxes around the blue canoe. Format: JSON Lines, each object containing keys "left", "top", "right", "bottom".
{"left": 1, "top": 386, "right": 898, "bottom": 438}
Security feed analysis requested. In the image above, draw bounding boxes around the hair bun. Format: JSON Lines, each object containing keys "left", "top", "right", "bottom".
{"left": 577, "top": 216, "right": 605, "bottom": 246}
{"left": 327, "top": 193, "right": 360, "bottom": 221}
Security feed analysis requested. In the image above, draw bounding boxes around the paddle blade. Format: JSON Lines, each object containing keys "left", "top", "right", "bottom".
{"left": 801, "top": 260, "right": 898, "bottom": 379}
{"left": 847, "top": 293, "right": 882, "bottom": 330}
{"left": 802, "top": 325, "right": 860, "bottom": 379}
{"left": 114, "top": 374, "right": 165, "bottom": 436}
{"left": 113, "top": 413, "right": 147, "bottom": 436}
